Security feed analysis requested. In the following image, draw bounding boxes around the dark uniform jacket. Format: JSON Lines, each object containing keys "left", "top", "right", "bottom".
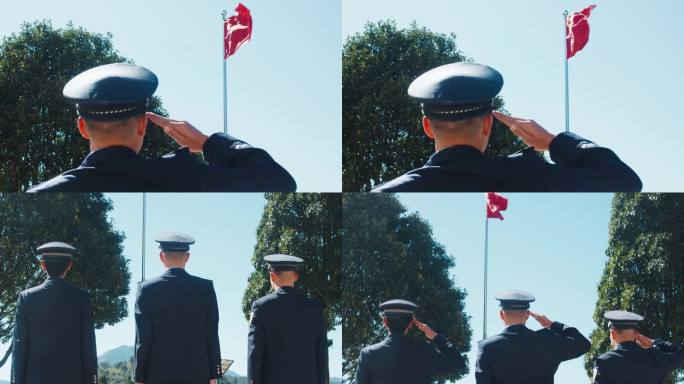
{"left": 355, "top": 332, "right": 466, "bottom": 384}
{"left": 248, "top": 286, "right": 328, "bottom": 384}
{"left": 27, "top": 133, "right": 296, "bottom": 192}
{"left": 593, "top": 340, "right": 684, "bottom": 384}
{"left": 133, "top": 268, "right": 222, "bottom": 383}
{"left": 475, "top": 322, "right": 591, "bottom": 384}
{"left": 11, "top": 277, "right": 97, "bottom": 384}
{"left": 372, "top": 132, "right": 642, "bottom": 192}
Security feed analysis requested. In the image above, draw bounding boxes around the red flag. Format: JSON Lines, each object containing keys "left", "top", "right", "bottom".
{"left": 566, "top": 5, "right": 596, "bottom": 59}
{"left": 224, "top": 3, "right": 252, "bottom": 59}
{"left": 486, "top": 192, "right": 508, "bottom": 220}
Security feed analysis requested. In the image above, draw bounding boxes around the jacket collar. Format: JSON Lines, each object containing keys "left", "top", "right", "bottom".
{"left": 426, "top": 145, "right": 483, "bottom": 166}
{"left": 615, "top": 341, "right": 639, "bottom": 351}
{"left": 502, "top": 323, "right": 531, "bottom": 334}
{"left": 80, "top": 146, "right": 139, "bottom": 167}
{"left": 276, "top": 286, "right": 297, "bottom": 295}
{"left": 163, "top": 268, "right": 189, "bottom": 277}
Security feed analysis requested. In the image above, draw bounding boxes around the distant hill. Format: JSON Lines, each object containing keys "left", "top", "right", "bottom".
{"left": 99, "top": 345, "right": 134, "bottom": 365}
{"left": 0, "top": 379, "right": 9, "bottom": 384}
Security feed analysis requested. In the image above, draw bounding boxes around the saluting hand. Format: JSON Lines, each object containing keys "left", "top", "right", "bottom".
{"left": 147, "top": 112, "right": 209, "bottom": 153}
{"left": 529, "top": 311, "right": 553, "bottom": 328}
{"left": 635, "top": 333, "right": 654, "bottom": 349}
{"left": 493, "top": 112, "right": 556, "bottom": 152}
{"left": 414, "top": 318, "right": 437, "bottom": 340}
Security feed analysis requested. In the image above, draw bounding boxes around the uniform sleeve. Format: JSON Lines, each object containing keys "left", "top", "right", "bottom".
{"left": 133, "top": 285, "right": 152, "bottom": 382}
{"left": 247, "top": 301, "right": 265, "bottom": 384}
{"left": 11, "top": 294, "right": 28, "bottom": 384}
{"left": 651, "top": 339, "right": 684, "bottom": 371}
{"left": 548, "top": 321, "right": 591, "bottom": 361}
{"left": 200, "top": 133, "right": 297, "bottom": 192}
{"left": 474, "top": 342, "right": 494, "bottom": 384}
{"left": 80, "top": 293, "right": 98, "bottom": 384}
{"left": 315, "top": 306, "right": 329, "bottom": 384}
{"left": 207, "top": 282, "right": 222, "bottom": 379}
{"left": 543, "top": 132, "right": 642, "bottom": 192}
{"left": 592, "top": 358, "right": 606, "bottom": 384}
{"left": 355, "top": 349, "right": 370, "bottom": 384}
{"left": 423, "top": 334, "right": 466, "bottom": 377}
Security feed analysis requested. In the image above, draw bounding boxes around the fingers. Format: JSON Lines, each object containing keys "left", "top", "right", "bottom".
{"left": 492, "top": 111, "right": 518, "bottom": 126}
{"left": 146, "top": 112, "right": 174, "bottom": 128}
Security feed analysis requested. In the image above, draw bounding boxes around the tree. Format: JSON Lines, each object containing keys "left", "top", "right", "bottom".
{"left": 343, "top": 21, "right": 525, "bottom": 191}
{"left": 242, "top": 193, "right": 342, "bottom": 331}
{"left": 585, "top": 193, "right": 684, "bottom": 383}
{"left": 0, "top": 20, "right": 175, "bottom": 191}
{"left": 341, "top": 194, "right": 471, "bottom": 382}
{"left": 0, "top": 193, "right": 130, "bottom": 367}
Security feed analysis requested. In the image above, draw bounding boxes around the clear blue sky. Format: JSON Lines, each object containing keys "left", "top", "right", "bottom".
{"left": 394, "top": 193, "right": 613, "bottom": 384}
{"left": 1, "top": 0, "right": 342, "bottom": 192}
{"left": 343, "top": 0, "right": 684, "bottom": 192}
{"left": 0, "top": 193, "right": 343, "bottom": 380}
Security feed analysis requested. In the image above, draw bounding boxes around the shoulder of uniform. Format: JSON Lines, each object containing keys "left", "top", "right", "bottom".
{"left": 26, "top": 174, "right": 78, "bottom": 193}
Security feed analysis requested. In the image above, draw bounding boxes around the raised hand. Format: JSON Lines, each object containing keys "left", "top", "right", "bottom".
{"left": 493, "top": 111, "right": 556, "bottom": 152}
{"left": 529, "top": 311, "right": 553, "bottom": 328}
{"left": 635, "top": 333, "right": 654, "bottom": 349}
{"left": 147, "top": 112, "right": 209, "bottom": 153}
{"left": 413, "top": 318, "right": 437, "bottom": 340}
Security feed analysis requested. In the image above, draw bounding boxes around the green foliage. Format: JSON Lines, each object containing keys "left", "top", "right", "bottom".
{"left": 585, "top": 193, "right": 684, "bottom": 383}
{"left": 0, "top": 20, "right": 175, "bottom": 191}
{"left": 98, "top": 360, "right": 133, "bottom": 384}
{"left": 241, "top": 193, "right": 342, "bottom": 330}
{"left": 341, "top": 194, "right": 471, "bottom": 382}
{"left": 0, "top": 193, "right": 130, "bottom": 367}
{"left": 342, "top": 20, "right": 524, "bottom": 191}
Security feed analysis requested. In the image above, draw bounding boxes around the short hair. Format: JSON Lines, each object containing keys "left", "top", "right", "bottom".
{"left": 44, "top": 258, "right": 71, "bottom": 277}
{"left": 385, "top": 314, "right": 413, "bottom": 333}
{"left": 83, "top": 115, "right": 143, "bottom": 138}
{"left": 161, "top": 250, "right": 188, "bottom": 260}
{"left": 429, "top": 115, "right": 486, "bottom": 138}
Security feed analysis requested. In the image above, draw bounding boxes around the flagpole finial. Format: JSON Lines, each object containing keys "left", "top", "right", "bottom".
{"left": 221, "top": 10, "right": 228, "bottom": 20}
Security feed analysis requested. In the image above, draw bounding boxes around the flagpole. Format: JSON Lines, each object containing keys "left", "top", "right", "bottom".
{"left": 483, "top": 217, "right": 489, "bottom": 340}
{"left": 221, "top": 10, "right": 228, "bottom": 134}
{"left": 563, "top": 10, "right": 570, "bottom": 133}
{"left": 141, "top": 193, "right": 147, "bottom": 282}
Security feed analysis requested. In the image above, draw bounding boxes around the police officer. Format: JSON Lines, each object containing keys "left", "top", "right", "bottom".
{"left": 27, "top": 63, "right": 296, "bottom": 192}
{"left": 355, "top": 299, "right": 466, "bottom": 384}
{"left": 132, "top": 232, "right": 222, "bottom": 384}
{"left": 11, "top": 242, "right": 97, "bottom": 384}
{"left": 248, "top": 254, "right": 329, "bottom": 384}
{"left": 593, "top": 310, "right": 684, "bottom": 384}
{"left": 475, "top": 290, "right": 591, "bottom": 383}
{"left": 371, "top": 62, "right": 642, "bottom": 192}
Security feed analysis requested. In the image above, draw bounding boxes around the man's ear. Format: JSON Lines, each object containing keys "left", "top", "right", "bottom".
{"left": 137, "top": 115, "right": 147, "bottom": 137}
{"left": 382, "top": 317, "right": 389, "bottom": 328}
{"left": 482, "top": 114, "right": 494, "bottom": 136}
{"left": 159, "top": 251, "right": 164, "bottom": 262}
{"left": 40, "top": 259, "right": 47, "bottom": 271}
{"left": 422, "top": 116, "right": 436, "bottom": 140}
{"left": 77, "top": 117, "right": 90, "bottom": 140}
{"left": 499, "top": 309, "right": 505, "bottom": 321}
{"left": 66, "top": 260, "right": 73, "bottom": 272}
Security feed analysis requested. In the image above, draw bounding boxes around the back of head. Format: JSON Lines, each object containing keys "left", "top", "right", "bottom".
{"left": 430, "top": 116, "right": 485, "bottom": 139}
{"left": 84, "top": 115, "right": 142, "bottom": 141}
{"left": 44, "top": 258, "right": 71, "bottom": 277}
{"left": 385, "top": 314, "right": 413, "bottom": 334}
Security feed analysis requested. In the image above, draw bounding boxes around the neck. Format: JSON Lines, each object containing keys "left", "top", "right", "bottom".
{"left": 272, "top": 281, "right": 295, "bottom": 290}
{"left": 165, "top": 265, "right": 185, "bottom": 270}
{"left": 89, "top": 138, "right": 140, "bottom": 154}
{"left": 504, "top": 320, "right": 526, "bottom": 327}
{"left": 434, "top": 137, "right": 484, "bottom": 153}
